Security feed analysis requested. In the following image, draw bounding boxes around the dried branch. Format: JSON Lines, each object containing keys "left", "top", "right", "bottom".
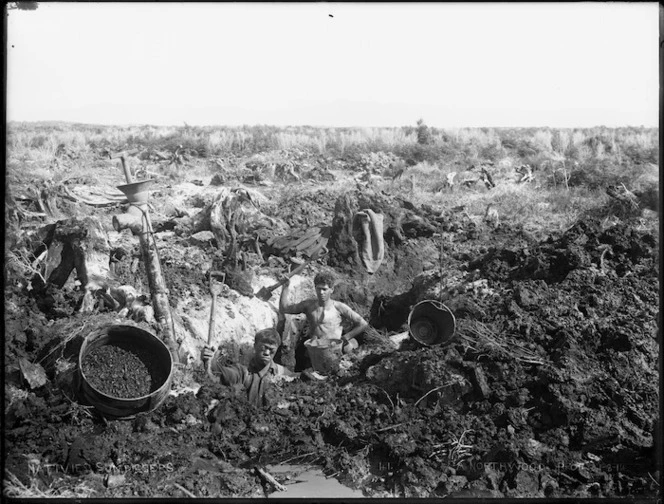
{"left": 371, "top": 385, "right": 395, "bottom": 414}
{"left": 255, "top": 466, "right": 287, "bottom": 492}
{"left": 458, "top": 321, "right": 547, "bottom": 366}
{"left": 376, "top": 422, "right": 405, "bottom": 433}
{"left": 172, "top": 483, "right": 196, "bottom": 498}
{"left": 278, "top": 451, "right": 316, "bottom": 465}
{"left": 6, "top": 248, "right": 47, "bottom": 285}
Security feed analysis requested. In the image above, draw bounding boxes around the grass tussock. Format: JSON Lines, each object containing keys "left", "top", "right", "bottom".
{"left": 4, "top": 471, "right": 97, "bottom": 499}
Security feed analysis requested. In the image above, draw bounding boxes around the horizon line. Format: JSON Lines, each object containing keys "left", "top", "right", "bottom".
{"left": 7, "top": 120, "right": 658, "bottom": 130}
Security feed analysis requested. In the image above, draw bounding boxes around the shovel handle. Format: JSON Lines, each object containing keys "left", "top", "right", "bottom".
{"left": 207, "top": 293, "right": 217, "bottom": 346}
{"left": 259, "top": 259, "right": 311, "bottom": 299}
{"left": 205, "top": 292, "right": 218, "bottom": 375}
{"left": 120, "top": 157, "right": 133, "bottom": 185}
{"left": 255, "top": 243, "right": 327, "bottom": 301}
{"left": 286, "top": 259, "right": 311, "bottom": 279}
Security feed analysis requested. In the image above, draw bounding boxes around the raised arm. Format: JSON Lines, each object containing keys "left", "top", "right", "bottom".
{"left": 279, "top": 277, "right": 308, "bottom": 315}
{"left": 278, "top": 276, "right": 291, "bottom": 314}
{"left": 202, "top": 347, "right": 247, "bottom": 385}
{"left": 210, "top": 359, "right": 248, "bottom": 386}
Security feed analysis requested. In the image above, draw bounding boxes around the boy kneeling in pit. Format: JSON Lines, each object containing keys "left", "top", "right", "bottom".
{"left": 202, "top": 328, "right": 305, "bottom": 407}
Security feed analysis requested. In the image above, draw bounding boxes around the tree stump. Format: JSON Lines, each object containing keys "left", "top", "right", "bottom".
{"left": 327, "top": 192, "right": 362, "bottom": 272}
{"left": 40, "top": 217, "right": 112, "bottom": 311}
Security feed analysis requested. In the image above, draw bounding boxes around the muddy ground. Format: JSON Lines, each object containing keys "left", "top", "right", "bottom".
{"left": 3, "top": 151, "right": 660, "bottom": 498}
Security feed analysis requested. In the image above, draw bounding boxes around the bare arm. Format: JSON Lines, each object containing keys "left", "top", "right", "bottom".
{"left": 343, "top": 319, "right": 369, "bottom": 341}
{"left": 279, "top": 278, "right": 309, "bottom": 315}
{"left": 210, "top": 359, "right": 248, "bottom": 386}
{"left": 278, "top": 278, "right": 291, "bottom": 314}
{"left": 202, "top": 346, "right": 220, "bottom": 383}
{"left": 202, "top": 347, "right": 247, "bottom": 384}
{"left": 335, "top": 302, "right": 369, "bottom": 341}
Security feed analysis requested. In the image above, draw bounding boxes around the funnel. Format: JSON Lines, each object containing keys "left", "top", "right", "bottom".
{"left": 117, "top": 179, "right": 156, "bottom": 207}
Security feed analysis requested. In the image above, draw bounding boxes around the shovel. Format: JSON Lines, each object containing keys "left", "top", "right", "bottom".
{"left": 255, "top": 243, "right": 327, "bottom": 302}
{"left": 205, "top": 270, "right": 225, "bottom": 375}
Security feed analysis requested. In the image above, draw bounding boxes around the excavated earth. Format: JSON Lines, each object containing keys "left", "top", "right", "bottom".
{"left": 3, "top": 160, "right": 660, "bottom": 498}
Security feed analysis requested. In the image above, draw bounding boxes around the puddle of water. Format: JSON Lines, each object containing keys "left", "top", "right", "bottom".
{"left": 265, "top": 464, "right": 366, "bottom": 499}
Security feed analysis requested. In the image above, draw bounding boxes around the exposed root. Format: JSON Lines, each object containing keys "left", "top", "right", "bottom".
{"left": 430, "top": 429, "right": 475, "bottom": 468}
{"left": 3, "top": 470, "right": 96, "bottom": 498}
{"left": 35, "top": 318, "right": 92, "bottom": 366}
{"left": 458, "top": 321, "right": 548, "bottom": 366}
{"left": 414, "top": 381, "right": 457, "bottom": 408}
{"left": 370, "top": 385, "right": 395, "bottom": 414}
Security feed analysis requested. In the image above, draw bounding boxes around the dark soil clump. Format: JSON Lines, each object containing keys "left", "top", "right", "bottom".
{"left": 82, "top": 342, "right": 163, "bottom": 398}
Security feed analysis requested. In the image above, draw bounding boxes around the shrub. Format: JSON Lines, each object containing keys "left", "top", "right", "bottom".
{"left": 394, "top": 143, "right": 442, "bottom": 165}
{"left": 636, "top": 185, "right": 659, "bottom": 212}
{"left": 479, "top": 142, "right": 504, "bottom": 163}
{"left": 621, "top": 144, "right": 658, "bottom": 165}
{"left": 29, "top": 135, "right": 50, "bottom": 149}
{"left": 567, "top": 161, "right": 624, "bottom": 190}
{"left": 416, "top": 119, "right": 432, "bottom": 145}
{"left": 532, "top": 130, "right": 553, "bottom": 152}
{"left": 152, "top": 132, "right": 211, "bottom": 158}
{"left": 513, "top": 137, "right": 541, "bottom": 158}
{"left": 249, "top": 126, "right": 280, "bottom": 153}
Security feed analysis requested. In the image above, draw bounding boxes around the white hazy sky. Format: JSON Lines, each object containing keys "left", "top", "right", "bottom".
{"left": 6, "top": 2, "right": 660, "bottom": 128}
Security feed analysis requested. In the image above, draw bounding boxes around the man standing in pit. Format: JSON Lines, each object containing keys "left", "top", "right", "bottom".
{"left": 279, "top": 271, "right": 369, "bottom": 370}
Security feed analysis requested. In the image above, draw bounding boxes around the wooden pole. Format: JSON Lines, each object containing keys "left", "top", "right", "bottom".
{"left": 119, "top": 156, "right": 133, "bottom": 184}
{"left": 136, "top": 209, "right": 179, "bottom": 357}
{"left": 112, "top": 154, "right": 180, "bottom": 360}
{"left": 110, "top": 150, "right": 140, "bottom": 185}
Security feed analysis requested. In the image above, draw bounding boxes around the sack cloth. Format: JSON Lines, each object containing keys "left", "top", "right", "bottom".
{"left": 352, "top": 209, "right": 385, "bottom": 274}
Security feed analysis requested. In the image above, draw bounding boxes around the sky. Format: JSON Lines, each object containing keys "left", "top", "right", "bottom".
{"left": 5, "top": 2, "right": 660, "bottom": 128}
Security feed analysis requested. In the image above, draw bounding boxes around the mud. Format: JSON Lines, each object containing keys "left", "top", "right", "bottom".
{"left": 3, "top": 159, "right": 660, "bottom": 498}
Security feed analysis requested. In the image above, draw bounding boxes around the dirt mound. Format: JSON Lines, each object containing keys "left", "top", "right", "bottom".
{"left": 271, "top": 188, "right": 337, "bottom": 229}
{"left": 326, "top": 189, "right": 464, "bottom": 276}
{"left": 360, "top": 216, "right": 658, "bottom": 494}
{"left": 471, "top": 218, "right": 657, "bottom": 283}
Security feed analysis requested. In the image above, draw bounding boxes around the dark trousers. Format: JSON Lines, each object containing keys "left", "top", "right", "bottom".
{"left": 293, "top": 333, "right": 312, "bottom": 372}
{"left": 274, "top": 316, "right": 313, "bottom": 372}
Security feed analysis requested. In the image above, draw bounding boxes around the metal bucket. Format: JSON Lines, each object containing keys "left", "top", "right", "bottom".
{"left": 305, "top": 338, "right": 343, "bottom": 375}
{"left": 408, "top": 300, "right": 456, "bottom": 346}
{"left": 78, "top": 325, "right": 173, "bottom": 418}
